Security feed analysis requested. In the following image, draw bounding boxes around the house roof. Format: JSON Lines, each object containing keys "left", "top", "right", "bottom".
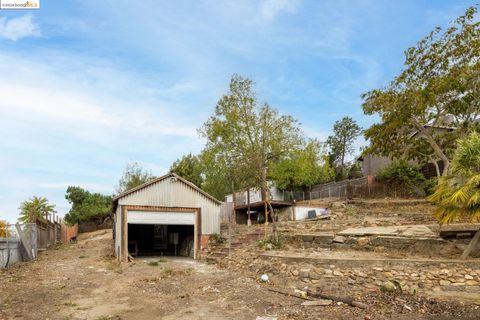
{"left": 112, "top": 172, "right": 222, "bottom": 205}
{"left": 409, "top": 124, "right": 456, "bottom": 138}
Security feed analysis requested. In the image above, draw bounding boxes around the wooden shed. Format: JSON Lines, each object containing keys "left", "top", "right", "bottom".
{"left": 113, "top": 172, "right": 222, "bottom": 261}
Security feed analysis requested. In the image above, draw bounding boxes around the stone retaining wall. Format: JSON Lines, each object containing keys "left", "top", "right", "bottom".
{"left": 287, "top": 233, "right": 476, "bottom": 258}
{"left": 258, "top": 254, "right": 480, "bottom": 295}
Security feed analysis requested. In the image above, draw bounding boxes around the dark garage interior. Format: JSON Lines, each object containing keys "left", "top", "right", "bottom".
{"left": 128, "top": 224, "right": 194, "bottom": 257}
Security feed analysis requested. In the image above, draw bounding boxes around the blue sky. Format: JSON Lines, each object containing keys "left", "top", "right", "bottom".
{"left": 0, "top": 0, "right": 475, "bottom": 222}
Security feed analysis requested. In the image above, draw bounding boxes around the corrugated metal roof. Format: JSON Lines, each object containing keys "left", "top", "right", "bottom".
{"left": 112, "top": 172, "right": 222, "bottom": 205}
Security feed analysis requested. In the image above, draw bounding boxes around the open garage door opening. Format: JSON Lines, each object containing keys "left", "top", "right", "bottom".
{"left": 128, "top": 224, "right": 195, "bottom": 257}
{"left": 126, "top": 210, "right": 197, "bottom": 258}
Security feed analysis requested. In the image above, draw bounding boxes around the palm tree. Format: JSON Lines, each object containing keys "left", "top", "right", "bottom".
{"left": 18, "top": 196, "right": 56, "bottom": 223}
{"left": 428, "top": 131, "right": 480, "bottom": 258}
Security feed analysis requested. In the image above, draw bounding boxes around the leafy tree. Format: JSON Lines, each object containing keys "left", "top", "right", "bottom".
{"left": 170, "top": 153, "right": 204, "bottom": 187}
{"left": 270, "top": 140, "right": 334, "bottom": 190}
{"left": 199, "top": 149, "right": 234, "bottom": 201}
{"left": 18, "top": 196, "right": 56, "bottom": 223}
{"left": 362, "top": 6, "right": 480, "bottom": 176}
{"left": 347, "top": 162, "right": 363, "bottom": 179}
{"left": 428, "top": 131, "right": 480, "bottom": 258}
{"left": 0, "top": 220, "right": 8, "bottom": 237}
{"left": 200, "top": 75, "right": 304, "bottom": 237}
{"left": 200, "top": 75, "right": 304, "bottom": 195}
{"left": 116, "top": 161, "right": 156, "bottom": 194}
{"left": 64, "top": 186, "right": 112, "bottom": 226}
{"left": 326, "top": 117, "right": 362, "bottom": 180}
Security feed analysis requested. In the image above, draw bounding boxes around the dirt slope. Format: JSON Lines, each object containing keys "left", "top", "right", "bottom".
{"left": 0, "top": 229, "right": 478, "bottom": 320}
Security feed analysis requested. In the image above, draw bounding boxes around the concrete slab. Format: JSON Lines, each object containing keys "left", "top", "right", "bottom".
{"left": 337, "top": 225, "right": 436, "bottom": 238}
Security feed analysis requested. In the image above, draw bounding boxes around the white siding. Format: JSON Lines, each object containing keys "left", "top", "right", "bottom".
{"left": 117, "top": 178, "right": 221, "bottom": 234}
{"left": 128, "top": 211, "right": 194, "bottom": 225}
{"left": 226, "top": 183, "right": 285, "bottom": 205}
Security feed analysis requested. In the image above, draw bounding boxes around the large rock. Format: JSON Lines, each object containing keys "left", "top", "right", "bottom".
{"left": 332, "top": 236, "right": 345, "bottom": 244}
{"left": 299, "top": 269, "right": 311, "bottom": 279}
{"left": 381, "top": 281, "right": 397, "bottom": 292}
{"left": 338, "top": 225, "right": 436, "bottom": 237}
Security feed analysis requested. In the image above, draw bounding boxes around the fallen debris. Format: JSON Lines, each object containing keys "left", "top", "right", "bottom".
{"left": 301, "top": 299, "right": 332, "bottom": 306}
{"left": 266, "top": 287, "right": 311, "bottom": 300}
{"left": 306, "top": 289, "right": 368, "bottom": 309}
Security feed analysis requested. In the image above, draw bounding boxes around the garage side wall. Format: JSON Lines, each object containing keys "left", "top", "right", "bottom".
{"left": 117, "top": 179, "right": 221, "bottom": 235}
{"left": 114, "top": 205, "right": 121, "bottom": 257}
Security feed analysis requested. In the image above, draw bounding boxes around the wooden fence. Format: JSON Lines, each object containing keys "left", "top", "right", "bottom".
{"left": 36, "top": 220, "right": 60, "bottom": 249}
{"left": 61, "top": 223, "right": 78, "bottom": 242}
{"left": 36, "top": 214, "right": 78, "bottom": 249}
{"left": 289, "top": 176, "right": 423, "bottom": 201}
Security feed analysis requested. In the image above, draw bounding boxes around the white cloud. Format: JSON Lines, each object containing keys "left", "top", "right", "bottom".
{"left": 259, "top": 0, "right": 300, "bottom": 21}
{"left": 0, "top": 51, "right": 200, "bottom": 141}
{"left": 38, "top": 182, "right": 113, "bottom": 194}
{"left": 0, "top": 14, "right": 41, "bottom": 41}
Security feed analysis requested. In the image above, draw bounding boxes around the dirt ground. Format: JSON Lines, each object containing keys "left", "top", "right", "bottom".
{"left": 1, "top": 230, "right": 479, "bottom": 320}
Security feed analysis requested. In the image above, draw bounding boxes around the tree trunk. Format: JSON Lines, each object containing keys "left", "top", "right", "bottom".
{"left": 229, "top": 181, "right": 236, "bottom": 255}
{"left": 267, "top": 201, "right": 278, "bottom": 243}
{"left": 415, "top": 122, "right": 450, "bottom": 176}
{"left": 431, "top": 158, "right": 441, "bottom": 178}
{"left": 461, "top": 230, "right": 480, "bottom": 259}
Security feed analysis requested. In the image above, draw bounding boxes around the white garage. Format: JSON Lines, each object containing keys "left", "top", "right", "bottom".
{"left": 112, "top": 172, "right": 222, "bottom": 261}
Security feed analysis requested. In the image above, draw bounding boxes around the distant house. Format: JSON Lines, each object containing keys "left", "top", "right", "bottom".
{"left": 225, "top": 183, "right": 329, "bottom": 224}
{"left": 112, "top": 172, "right": 222, "bottom": 262}
{"left": 357, "top": 124, "right": 454, "bottom": 178}
{"left": 225, "top": 183, "right": 293, "bottom": 224}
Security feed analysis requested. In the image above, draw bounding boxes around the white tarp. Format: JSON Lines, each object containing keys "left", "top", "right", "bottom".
{"left": 128, "top": 211, "right": 194, "bottom": 225}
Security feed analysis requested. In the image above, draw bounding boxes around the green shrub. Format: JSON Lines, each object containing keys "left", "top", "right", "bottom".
{"left": 423, "top": 178, "right": 438, "bottom": 196}
{"left": 256, "top": 235, "right": 285, "bottom": 250}
{"left": 209, "top": 233, "right": 225, "bottom": 245}
{"left": 377, "top": 160, "right": 425, "bottom": 194}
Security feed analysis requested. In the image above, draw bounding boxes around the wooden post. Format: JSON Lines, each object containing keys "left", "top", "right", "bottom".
{"left": 53, "top": 213, "right": 57, "bottom": 244}
{"left": 461, "top": 229, "right": 480, "bottom": 259}
{"left": 247, "top": 188, "right": 251, "bottom": 226}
